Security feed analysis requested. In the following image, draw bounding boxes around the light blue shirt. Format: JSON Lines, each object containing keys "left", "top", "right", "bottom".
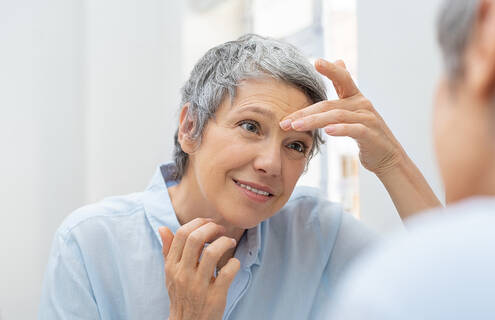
{"left": 327, "top": 197, "right": 495, "bottom": 319}
{"left": 39, "top": 163, "right": 377, "bottom": 319}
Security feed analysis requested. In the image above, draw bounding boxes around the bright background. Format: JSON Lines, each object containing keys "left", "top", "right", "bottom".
{"left": 0, "top": 0, "right": 443, "bottom": 318}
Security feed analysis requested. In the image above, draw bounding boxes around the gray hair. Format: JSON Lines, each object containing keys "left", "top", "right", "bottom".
{"left": 437, "top": 0, "right": 479, "bottom": 81}
{"left": 172, "top": 34, "right": 327, "bottom": 180}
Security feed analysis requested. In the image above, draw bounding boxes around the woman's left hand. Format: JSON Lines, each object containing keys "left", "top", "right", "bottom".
{"left": 280, "top": 59, "right": 404, "bottom": 176}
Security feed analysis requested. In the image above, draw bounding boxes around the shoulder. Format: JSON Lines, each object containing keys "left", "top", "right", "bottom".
{"left": 284, "top": 186, "right": 343, "bottom": 217}
{"left": 277, "top": 186, "right": 343, "bottom": 231}
{"left": 55, "top": 192, "right": 146, "bottom": 242}
{"left": 328, "top": 198, "right": 495, "bottom": 319}
{"left": 284, "top": 186, "right": 374, "bottom": 233}
{"left": 271, "top": 186, "right": 376, "bottom": 247}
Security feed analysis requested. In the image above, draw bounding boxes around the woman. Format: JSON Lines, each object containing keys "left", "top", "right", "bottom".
{"left": 39, "top": 34, "right": 439, "bottom": 319}
{"left": 324, "top": 0, "right": 495, "bottom": 318}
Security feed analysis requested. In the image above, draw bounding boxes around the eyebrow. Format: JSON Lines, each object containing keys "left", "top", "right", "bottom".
{"left": 237, "top": 105, "right": 314, "bottom": 139}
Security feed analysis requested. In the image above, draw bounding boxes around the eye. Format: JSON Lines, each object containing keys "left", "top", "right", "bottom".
{"left": 239, "top": 120, "right": 261, "bottom": 135}
{"left": 287, "top": 141, "right": 307, "bottom": 154}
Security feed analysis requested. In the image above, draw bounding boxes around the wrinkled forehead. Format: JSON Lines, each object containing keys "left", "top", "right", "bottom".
{"left": 228, "top": 78, "right": 314, "bottom": 116}
{"left": 215, "top": 77, "right": 317, "bottom": 140}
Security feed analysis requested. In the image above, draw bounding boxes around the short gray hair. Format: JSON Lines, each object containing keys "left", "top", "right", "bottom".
{"left": 437, "top": 0, "right": 479, "bottom": 81}
{"left": 172, "top": 34, "right": 327, "bottom": 180}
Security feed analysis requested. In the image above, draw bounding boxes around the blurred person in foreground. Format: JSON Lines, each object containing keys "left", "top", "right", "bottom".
{"left": 39, "top": 34, "right": 439, "bottom": 319}
{"left": 327, "top": 0, "right": 495, "bottom": 319}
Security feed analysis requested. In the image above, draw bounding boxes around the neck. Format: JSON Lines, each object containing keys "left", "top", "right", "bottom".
{"left": 167, "top": 168, "right": 245, "bottom": 245}
{"left": 470, "top": 162, "right": 495, "bottom": 199}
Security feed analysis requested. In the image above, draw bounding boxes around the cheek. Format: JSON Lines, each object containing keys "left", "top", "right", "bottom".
{"left": 281, "top": 159, "right": 306, "bottom": 196}
{"left": 194, "top": 126, "right": 256, "bottom": 188}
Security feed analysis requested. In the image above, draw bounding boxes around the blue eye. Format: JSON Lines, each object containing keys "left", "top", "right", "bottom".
{"left": 287, "top": 142, "right": 307, "bottom": 153}
{"left": 240, "top": 120, "right": 260, "bottom": 134}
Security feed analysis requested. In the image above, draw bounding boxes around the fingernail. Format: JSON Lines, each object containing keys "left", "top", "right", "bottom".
{"left": 325, "top": 125, "right": 336, "bottom": 134}
{"left": 231, "top": 238, "right": 237, "bottom": 246}
{"left": 279, "top": 119, "right": 291, "bottom": 130}
{"left": 291, "top": 120, "right": 304, "bottom": 130}
{"left": 317, "top": 58, "right": 328, "bottom": 67}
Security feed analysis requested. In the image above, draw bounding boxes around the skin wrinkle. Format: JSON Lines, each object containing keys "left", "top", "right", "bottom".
{"left": 170, "top": 78, "right": 313, "bottom": 259}
{"left": 173, "top": 34, "right": 327, "bottom": 181}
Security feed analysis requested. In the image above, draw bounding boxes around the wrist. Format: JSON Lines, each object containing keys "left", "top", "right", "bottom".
{"left": 374, "top": 150, "right": 408, "bottom": 181}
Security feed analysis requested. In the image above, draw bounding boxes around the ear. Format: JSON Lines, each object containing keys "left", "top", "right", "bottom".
{"left": 465, "top": 0, "right": 495, "bottom": 101}
{"left": 177, "top": 103, "right": 198, "bottom": 154}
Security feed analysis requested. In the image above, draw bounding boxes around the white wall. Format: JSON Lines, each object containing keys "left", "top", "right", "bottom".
{"left": 0, "top": 1, "right": 85, "bottom": 318}
{"left": 0, "top": 1, "right": 182, "bottom": 319}
{"left": 357, "top": 0, "right": 445, "bottom": 232}
{"left": 86, "top": 0, "right": 183, "bottom": 203}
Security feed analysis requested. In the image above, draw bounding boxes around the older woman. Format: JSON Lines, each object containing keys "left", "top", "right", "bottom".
{"left": 39, "top": 34, "right": 439, "bottom": 319}
{"left": 325, "top": 0, "right": 495, "bottom": 318}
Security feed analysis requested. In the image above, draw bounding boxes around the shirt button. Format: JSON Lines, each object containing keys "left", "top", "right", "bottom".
{"left": 249, "top": 251, "right": 252, "bottom": 255}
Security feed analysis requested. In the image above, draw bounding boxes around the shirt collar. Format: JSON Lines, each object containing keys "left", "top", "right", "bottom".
{"left": 143, "top": 162, "right": 262, "bottom": 268}
{"left": 246, "top": 224, "right": 262, "bottom": 267}
{"left": 143, "top": 163, "right": 181, "bottom": 247}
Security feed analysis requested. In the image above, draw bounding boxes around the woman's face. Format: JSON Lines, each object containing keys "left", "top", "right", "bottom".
{"left": 186, "top": 78, "right": 314, "bottom": 229}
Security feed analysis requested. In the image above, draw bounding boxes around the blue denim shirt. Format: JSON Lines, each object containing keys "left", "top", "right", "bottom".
{"left": 39, "top": 163, "right": 377, "bottom": 319}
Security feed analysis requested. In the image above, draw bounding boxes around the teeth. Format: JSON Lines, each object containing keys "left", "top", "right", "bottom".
{"left": 237, "top": 182, "right": 270, "bottom": 196}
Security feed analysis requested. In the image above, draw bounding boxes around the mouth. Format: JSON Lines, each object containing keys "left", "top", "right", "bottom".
{"left": 232, "top": 178, "right": 275, "bottom": 202}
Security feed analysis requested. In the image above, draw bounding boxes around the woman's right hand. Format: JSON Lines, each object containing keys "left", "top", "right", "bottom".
{"left": 159, "top": 218, "right": 241, "bottom": 320}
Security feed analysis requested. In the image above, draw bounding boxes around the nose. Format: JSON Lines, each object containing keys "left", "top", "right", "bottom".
{"left": 253, "top": 140, "right": 282, "bottom": 177}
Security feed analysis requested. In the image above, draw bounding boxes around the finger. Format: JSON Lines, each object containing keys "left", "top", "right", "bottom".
{"left": 315, "top": 59, "right": 359, "bottom": 98}
{"left": 167, "top": 217, "right": 213, "bottom": 263}
{"left": 335, "top": 59, "right": 347, "bottom": 69}
{"left": 324, "top": 123, "right": 368, "bottom": 139}
{"left": 280, "top": 100, "right": 342, "bottom": 130}
{"left": 197, "top": 236, "right": 237, "bottom": 281}
{"left": 159, "top": 226, "right": 175, "bottom": 258}
{"left": 290, "top": 109, "right": 372, "bottom": 131}
{"left": 180, "top": 222, "right": 226, "bottom": 269}
{"left": 214, "top": 258, "right": 241, "bottom": 294}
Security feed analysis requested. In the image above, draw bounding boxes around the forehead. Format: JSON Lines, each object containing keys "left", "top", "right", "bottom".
{"left": 227, "top": 78, "right": 313, "bottom": 118}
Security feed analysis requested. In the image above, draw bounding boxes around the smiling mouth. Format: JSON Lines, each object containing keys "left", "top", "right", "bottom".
{"left": 232, "top": 179, "right": 274, "bottom": 197}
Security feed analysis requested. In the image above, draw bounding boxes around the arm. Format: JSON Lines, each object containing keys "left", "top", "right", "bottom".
{"left": 376, "top": 151, "right": 441, "bottom": 219}
{"left": 281, "top": 59, "right": 441, "bottom": 220}
{"left": 39, "top": 234, "right": 100, "bottom": 319}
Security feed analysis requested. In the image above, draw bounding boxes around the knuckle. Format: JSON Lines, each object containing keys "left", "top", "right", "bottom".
{"left": 323, "top": 100, "right": 334, "bottom": 109}
{"left": 206, "top": 221, "right": 218, "bottom": 229}
{"left": 307, "top": 114, "right": 318, "bottom": 125}
{"left": 328, "top": 62, "right": 338, "bottom": 73}
{"left": 192, "top": 217, "right": 207, "bottom": 224}
{"left": 218, "top": 235, "right": 232, "bottom": 243}
{"left": 290, "top": 111, "right": 303, "bottom": 119}
{"left": 175, "top": 227, "right": 188, "bottom": 240}
{"left": 356, "top": 124, "right": 367, "bottom": 137}
{"left": 333, "top": 110, "right": 346, "bottom": 122}
{"left": 219, "top": 268, "right": 235, "bottom": 280}
{"left": 203, "top": 246, "right": 220, "bottom": 260}
{"left": 366, "top": 114, "right": 379, "bottom": 127}
{"left": 187, "top": 232, "right": 203, "bottom": 247}
{"left": 361, "top": 97, "right": 373, "bottom": 110}
{"left": 175, "top": 273, "right": 189, "bottom": 288}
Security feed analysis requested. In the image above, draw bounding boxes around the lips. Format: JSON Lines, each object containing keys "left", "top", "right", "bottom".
{"left": 232, "top": 179, "right": 275, "bottom": 197}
